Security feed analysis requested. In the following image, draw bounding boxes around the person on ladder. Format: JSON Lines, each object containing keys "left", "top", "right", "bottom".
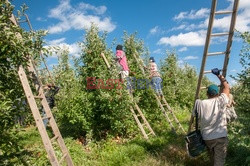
{"left": 42, "top": 84, "right": 60, "bottom": 127}
{"left": 115, "top": 44, "right": 132, "bottom": 92}
{"left": 148, "top": 57, "right": 163, "bottom": 98}
{"left": 190, "top": 68, "right": 230, "bottom": 166}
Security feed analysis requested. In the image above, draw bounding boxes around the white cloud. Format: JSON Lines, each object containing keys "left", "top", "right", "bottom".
{"left": 36, "top": 17, "right": 47, "bottom": 22}
{"left": 231, "top": 69, "right": 237, "bottom": 72}
{"left": 230, "top": 79, "right": 237, "bottom": 85}
{"left": 170, "top": 24, "right": 186, "bottom": 31}
{"left": 172, "top": 0, "right": 250, "bottom": 33}
{"left": 47, "top": 0, "right": 116, "bottom": 34}
{"left": 209, "top": 0, "right": 250, "bottom": 32}
{"left": 45, "top": 38, "right": 81, "bottom": 57}
{"left": 174, "top": 8, "right": 210, "bottom": 20}
{"left": 78, "top": 2, "right": 107, "bottom": 15}
{"left": 184, "top": 56, "right": 198, "bottom": 60}
{"left": 152, "top": 49, "right": 162, "bottom": 54}
{"left": 194, "top": 0, "right": 250, "bottom": 32}
{"left": 47, "top": 38, "right": 66, "bottom": 45}
{"left": 149, "top": 26, "right": 160, "bottom": 35}
{"left": 178, "top": 47, "right": 187, "bottom": 52}
{"left": 158, "top": 30, "right": 206, "bottom": 47}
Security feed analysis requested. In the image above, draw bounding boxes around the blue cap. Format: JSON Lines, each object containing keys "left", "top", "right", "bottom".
{"left": 207, "top": 84, "right": 219, "bottom": 96}
{"left": 149, "top": 57, "right": 155, "bottom": 62}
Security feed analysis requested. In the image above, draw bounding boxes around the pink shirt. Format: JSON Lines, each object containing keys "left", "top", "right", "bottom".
{"left": 116, "top": 50, "right": 129, "bottom": 71}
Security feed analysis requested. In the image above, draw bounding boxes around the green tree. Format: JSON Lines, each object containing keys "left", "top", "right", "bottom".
{"left": 48, "top": 49, "right": 92, "bottom": 139}
{"left": 160, "top": 51, "right": 211, "bottom": 109}
{"left": 77, "top": 25, "right": 137, "bottom": 139}
{"left": 227, "top": 31, "right": 250, "bottom": 166}
{"left": 231, "top": 32, "right": 250, "bottom": 113}
{"left": 123, "top": 32, "right": 169, "bottom": 133}
{"left": 0, "top": 1, "right": 48, "bottom": 163}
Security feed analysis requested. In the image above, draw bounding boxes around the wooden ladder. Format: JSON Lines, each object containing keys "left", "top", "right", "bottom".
{"left": 132, "top": 51, "right": 185, "bottom": 134}
{"left": 195, "top": 0, "right": 239, "bottom": 99}
{"left": 129, "top": 95, "right": 156, "bottom": 139}
{"left": 10, "top": 14, "right": 74, "bottom": 166}
{"left": 154, "top": 94, "right": 185, "bottom": 133}
{"left": 189, "top": 0, "right": 239, "bottom": 131}
{"left": 100, "top": 53, "right": 155, "bottom": 139}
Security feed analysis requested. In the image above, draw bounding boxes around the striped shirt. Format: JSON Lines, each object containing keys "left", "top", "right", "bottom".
{"left": 149, "top": 62, "right": 161, "bottom": 78}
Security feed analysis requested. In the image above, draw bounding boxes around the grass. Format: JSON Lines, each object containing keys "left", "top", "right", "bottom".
{"left": 2, "top": 109, "right": 249, "bottom": 166}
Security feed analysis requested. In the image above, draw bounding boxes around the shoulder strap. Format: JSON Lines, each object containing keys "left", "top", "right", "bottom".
{"left": 195, "top": 100, "right": 200, "bottom": 131}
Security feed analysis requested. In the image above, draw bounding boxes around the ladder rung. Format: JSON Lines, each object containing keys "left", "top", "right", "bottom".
{"left": 147, "top": 132, "right": 153, "bottom": 136}
{"left": 51, "top": 135, "right": 59, "bottom": 142}
{"left": 34, "top": 96, "right": 43, "bottom": 99}
{"left": 204, "top": 69, "right": 223, "bottom": 74}
{"left": 42, "top": 116, "right": 51, "bottom": 120}
{"left": 200, "top": 86, "right": 207, "bottom": 90}
{"left": 215, "top": 11, "right": 233, "bottom": 15}
{"left": 204, "top": 70, "right": 212, "bottom": 74}
{"left": 18, "top": 20, "right": 27, "bottom": 23}
{"left": 59, "top": 153, "right": 67, "bottom": 164}
{"left": 211, "top": 32, "right": 229, "bottom": 37}
{"left": 207, "top": 52, "right": 226, "bottom": 56}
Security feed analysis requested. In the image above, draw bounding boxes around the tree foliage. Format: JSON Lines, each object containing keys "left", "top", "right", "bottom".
{"left": 160, "top": 52, "right": 210, "bottom": 109}
{"left": 231, "top": 31, "right": 250, "bottom": 113}
{"left": 0, "top": 1, "right": 47, "bottom": 163}
{"left": 53, "top": 25, "right": 139, "bottom": 140}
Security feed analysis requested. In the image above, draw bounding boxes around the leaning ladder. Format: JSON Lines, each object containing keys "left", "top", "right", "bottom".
{"left": 189, "top": 0, "right": 239, "bottom": 131}
{"left": 132, "top": 51, "right": 185, "bottom": 134}
{"left": 100, "top": 53, "right": 155, "bottom": 139}
{"left": 10, "top": 14, "right": 74, "bottom": 166}
{"left": 195, "top": 0, "right": 239, "bottom": 99}
{"left": 129, "top": 95, "right": 156, "bottom": 139}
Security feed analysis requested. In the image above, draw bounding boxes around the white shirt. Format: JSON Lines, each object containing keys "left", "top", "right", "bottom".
{"left": 192, "top": 93, "right": 229, "bottom": 140}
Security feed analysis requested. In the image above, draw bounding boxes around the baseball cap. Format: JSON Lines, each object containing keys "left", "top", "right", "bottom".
{"left": 207, "top": 84, "right": 219, "bottom": 96}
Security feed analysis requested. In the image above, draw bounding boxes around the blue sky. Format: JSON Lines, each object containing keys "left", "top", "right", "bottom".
{"left": 12, "top": 0, "right": 250, "bottom": 85}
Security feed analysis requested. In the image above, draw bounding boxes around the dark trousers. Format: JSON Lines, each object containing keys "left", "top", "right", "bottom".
{"left": 205, "top": 137, "right": 228, "bottom": 166}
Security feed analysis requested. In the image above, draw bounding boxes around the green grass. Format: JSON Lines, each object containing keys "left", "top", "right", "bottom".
{"left": 3, "top": 109, "right": 249, "bottom": 166}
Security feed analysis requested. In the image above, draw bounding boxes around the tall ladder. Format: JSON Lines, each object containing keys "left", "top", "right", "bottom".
{"left": 132, "top": 51, "right": 185, "bottom": 134}
{"left": 10, "top": 14, "right": 74, "bottom": 166}
{"left": 100, "top": 53, "right": 155, "bottom": 139}
{"left": 189, "top": 0, "right": 239, "bottom": 131}
{"left": 195, "top": 0, "right": 239, "bottom": 99}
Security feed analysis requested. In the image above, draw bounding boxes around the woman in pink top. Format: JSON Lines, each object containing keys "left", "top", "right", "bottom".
{"left": 116, "top": 45, "right": 129, "bottom": 79}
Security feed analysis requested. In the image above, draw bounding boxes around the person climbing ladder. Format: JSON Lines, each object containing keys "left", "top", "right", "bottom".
{"left": 115, "top": 44, "right": 134, "bottom": 92}
{"left": 148, "top": 57, "right": 163, "bottom": 98}
{"left": 115, "top": 44, "right": 130, "bottom": 79}
{"left": 42, "top": 84, "right": 60, "bottom": 127}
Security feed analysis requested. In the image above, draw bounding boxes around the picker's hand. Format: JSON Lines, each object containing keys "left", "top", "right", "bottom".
{"left": 211, "top": 68, "right": 221, "bottom": 76}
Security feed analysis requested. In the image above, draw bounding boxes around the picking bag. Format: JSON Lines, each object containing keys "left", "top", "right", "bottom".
{"left": 185, "top": 130, "right": 206, "bottom": 157}
{"left": 185, "top": 100, "right": 206, "bottom": 157}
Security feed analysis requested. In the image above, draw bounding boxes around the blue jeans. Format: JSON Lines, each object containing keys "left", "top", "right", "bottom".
{"left": 42, "top": 108, "right": 48, "bottom": 127}
{"left": 151, "top": 77, "right": 163, "bottom": 96}
{"left": 126, "top": 77, "right": 134, "bottom": 91}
